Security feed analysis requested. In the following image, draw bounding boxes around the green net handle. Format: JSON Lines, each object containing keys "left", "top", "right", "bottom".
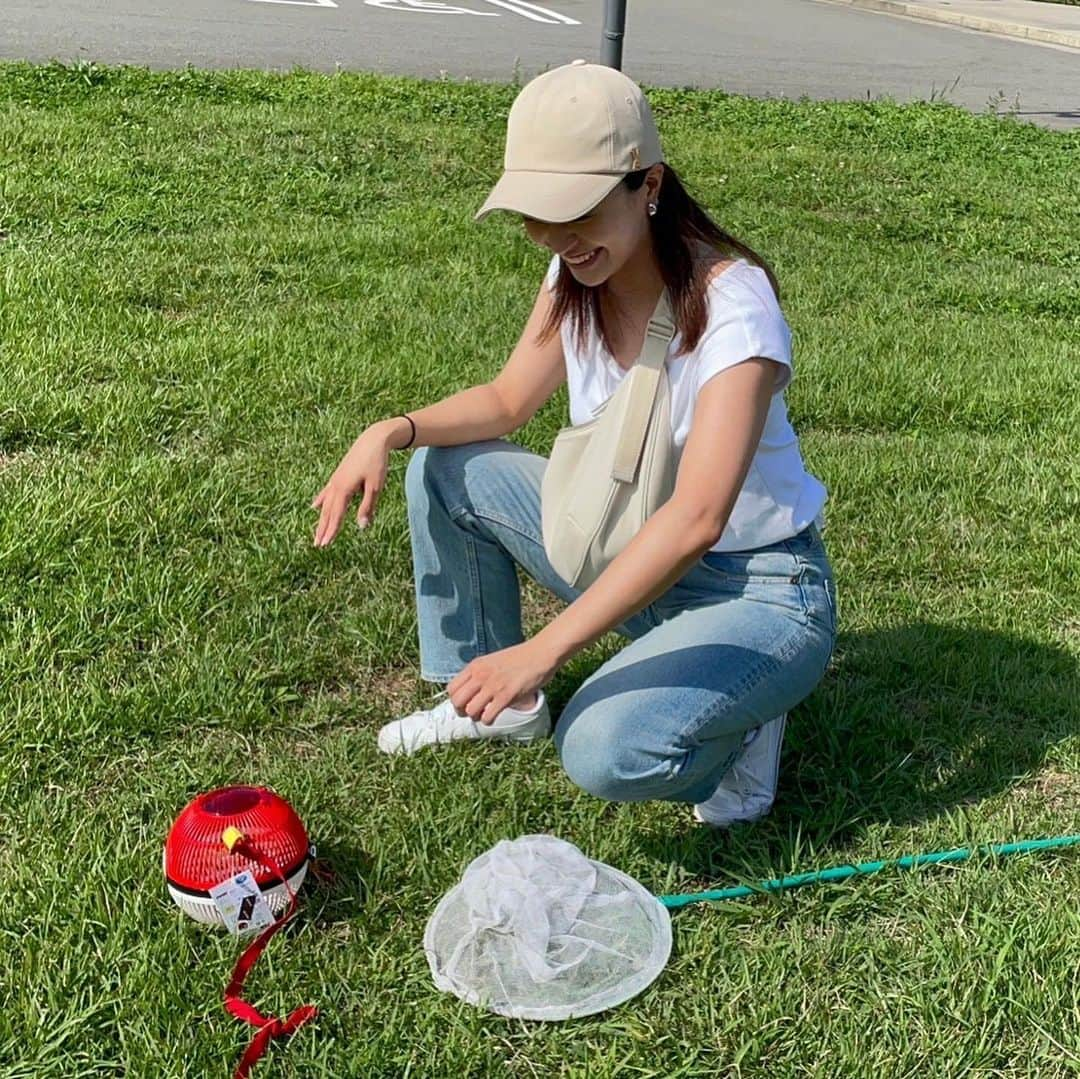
{"left": 657, "top": 834, "right": 1080, "bottom": 910}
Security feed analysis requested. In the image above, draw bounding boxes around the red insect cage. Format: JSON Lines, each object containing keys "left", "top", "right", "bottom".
{"left": 164, "top": 786, "right": 317, "bottom": 1078}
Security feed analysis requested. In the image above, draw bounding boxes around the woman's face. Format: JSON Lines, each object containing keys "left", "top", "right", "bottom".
{"left": 521, "top": 165, "right": 662, "bottom": 286}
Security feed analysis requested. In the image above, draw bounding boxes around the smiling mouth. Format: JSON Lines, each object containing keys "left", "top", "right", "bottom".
{"left": 563, "top": 248, "right": 602, "bottom": 268}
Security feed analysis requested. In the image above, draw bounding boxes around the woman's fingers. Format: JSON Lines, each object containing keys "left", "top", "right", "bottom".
{"left": 314, "top": 508, "right": 330, "bottom": 547}
{"left": 314, "top": 493, "right": 346, "bottom": 547}
{"left": 356, "top": 484, "right": 380, "bottom": 529}
{"left": 321, "top": 508, "right": 343, "bottom": 547}
{"left": 453, "top": 680, "right": 490, "bottom": 722}
{"left": 313, "top": 475, "right": 382, "bottom": 545}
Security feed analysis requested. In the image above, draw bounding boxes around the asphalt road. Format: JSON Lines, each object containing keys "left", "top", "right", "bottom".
{"left": 2, "top": 0, "right": 1077, "bottom": 130}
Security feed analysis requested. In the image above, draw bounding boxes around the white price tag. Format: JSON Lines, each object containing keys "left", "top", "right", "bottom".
{"left": 209, "top": 871, "right": 276, "bottom": 937}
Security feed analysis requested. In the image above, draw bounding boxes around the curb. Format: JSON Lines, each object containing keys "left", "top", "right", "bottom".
{"left": 811, "top": 0, "right": 1080, "bottom": 49}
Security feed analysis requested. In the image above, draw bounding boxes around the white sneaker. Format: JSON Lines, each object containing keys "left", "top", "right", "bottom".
{"left": 692, "top": 713, "right": 787, "bottom": 827}
{"left": 377, "top": 688, "right": 551, "bottom": 756}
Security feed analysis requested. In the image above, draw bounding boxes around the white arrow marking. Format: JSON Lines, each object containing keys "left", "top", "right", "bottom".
{"left": 478, "top": 0, "right": 579, "bottom": 23}
{"left": 365, "top": 0, "right": 498, "bottom": 13}
{"left": 248, "top": 0, "right": 338, "bottom": 6}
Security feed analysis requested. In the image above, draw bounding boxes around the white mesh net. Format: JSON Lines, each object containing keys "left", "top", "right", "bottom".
{"left": 424, "top": 834, "right": 672, "bottom": 1020}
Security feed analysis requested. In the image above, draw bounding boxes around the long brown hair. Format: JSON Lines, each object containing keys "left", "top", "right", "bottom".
{"left": 538, "top": 165, "right": 781, "bottom": 358}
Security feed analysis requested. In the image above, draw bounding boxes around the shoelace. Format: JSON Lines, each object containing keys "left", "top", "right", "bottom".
{"left": 432, "top": 695, "right": 472, "bottom": 739}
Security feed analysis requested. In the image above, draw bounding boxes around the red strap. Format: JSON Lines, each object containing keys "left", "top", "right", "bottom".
{"left": 222, "top": 840, "right": 317, "bottom": 1079}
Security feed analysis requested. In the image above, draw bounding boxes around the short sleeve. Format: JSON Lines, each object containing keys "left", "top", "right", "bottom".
{"left": 694, "top": 270, "right": 794, "bottom": 396}
{"left": 544, "top": 253, "right": 562, "bottom": 293}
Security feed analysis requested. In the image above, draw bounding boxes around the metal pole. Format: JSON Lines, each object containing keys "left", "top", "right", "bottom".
{"left": 601, "top": 0, "right": 627, "bottom": 70}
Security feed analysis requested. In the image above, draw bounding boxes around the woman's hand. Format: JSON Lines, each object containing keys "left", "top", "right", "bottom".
{"left": 447, "top": 641, "right": 557, "bottom": 725}
{"left": 311, "top": 425, "right": 393, "bottom": 547}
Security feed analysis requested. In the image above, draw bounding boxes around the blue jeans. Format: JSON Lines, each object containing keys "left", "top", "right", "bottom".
{"left": 404, "top": 439, "right": 838, "bottom": 807}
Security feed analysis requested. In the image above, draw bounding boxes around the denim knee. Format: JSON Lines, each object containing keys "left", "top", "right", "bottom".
{"left": 404, "top": 444, "right": 431, "bottom": 502}
{"left": 559, "top": 742, "right": 642, "bottom": 803}
{"left": 407, "top": 444, "right": 465, "bottom": 514}
{"left": 556, "top": 714, "right": 674, "bottom": 803}
{"left": 404, "top": 443, "right": 484, "bottom": 508}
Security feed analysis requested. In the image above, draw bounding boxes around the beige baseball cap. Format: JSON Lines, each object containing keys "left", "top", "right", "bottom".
{"left": 475, "top": 59, "right": 664, "bottom": 225}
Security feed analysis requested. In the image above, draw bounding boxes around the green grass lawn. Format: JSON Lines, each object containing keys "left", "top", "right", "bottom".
{"left": 1, "top": 59, "right": 1078, "bottom": 1078}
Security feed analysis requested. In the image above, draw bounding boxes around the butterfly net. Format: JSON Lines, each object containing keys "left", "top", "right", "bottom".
{"left": 424, "top": 834, "right": 672, "bottom": 1021}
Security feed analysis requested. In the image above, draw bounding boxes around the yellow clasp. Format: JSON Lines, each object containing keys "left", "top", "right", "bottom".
{"left": 222, "top": 826, "right": 245, "bottom": 852}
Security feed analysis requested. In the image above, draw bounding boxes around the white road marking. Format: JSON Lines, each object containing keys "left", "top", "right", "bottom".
{"left": 365, "top": 0, "right": 498, "bottom": 14}
{"left": 478, "top": 0, "right": 579, "bottom": 24}
{"left": 246, "top": 0, "right": 580, "bottom": 23}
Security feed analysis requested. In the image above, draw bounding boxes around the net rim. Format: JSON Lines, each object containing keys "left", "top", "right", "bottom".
{"left": 423, "top": 836, "right": 673, "bottom": 1021}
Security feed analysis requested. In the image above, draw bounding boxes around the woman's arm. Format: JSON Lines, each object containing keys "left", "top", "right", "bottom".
{"left": 377, "top": 382, "right": 519, "bottom": 450}
{"left": 532, "top": 356, "right": 780, "bottom": 668}
{"left": 314, "top": 277, "right": 565, "bottom": 545}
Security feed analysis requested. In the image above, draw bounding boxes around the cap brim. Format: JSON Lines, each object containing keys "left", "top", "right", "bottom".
{"left": 475, "top": 171, "right": 623, "bottom": 224}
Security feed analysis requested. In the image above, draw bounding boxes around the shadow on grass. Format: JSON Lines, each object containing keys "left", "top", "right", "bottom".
{"left": 301, "top": 843, "right": 376, "bottom": 922}
{"left": 294, "top": 622, "right": 1076, "bottom": 908}
{"left": 587, "top": 621, "right": 1079, "bottom": 877}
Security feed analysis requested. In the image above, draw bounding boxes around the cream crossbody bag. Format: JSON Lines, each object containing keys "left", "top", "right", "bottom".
{"left": 541, "top": 289, "right": 679, "bottom": 591}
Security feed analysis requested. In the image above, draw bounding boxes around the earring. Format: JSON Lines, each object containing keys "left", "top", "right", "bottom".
{"left": 647, "top": 202, "right": 658, "bottom": 217}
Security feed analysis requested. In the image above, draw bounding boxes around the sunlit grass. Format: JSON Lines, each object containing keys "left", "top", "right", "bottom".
{"left": 1, "top": 59, "right": 1078, "bottom": 1077}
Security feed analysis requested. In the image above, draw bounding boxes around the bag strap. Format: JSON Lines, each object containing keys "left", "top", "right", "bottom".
{"left": 611, "top": 289, "right": 676, "bottom": 483}
{"left": 222, "top": 835, "right": 318, "bottom": 1079}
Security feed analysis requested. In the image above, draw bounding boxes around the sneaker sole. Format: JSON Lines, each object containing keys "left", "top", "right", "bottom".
{"left": 692, "top": 800, "right": 774, "bottom": 828}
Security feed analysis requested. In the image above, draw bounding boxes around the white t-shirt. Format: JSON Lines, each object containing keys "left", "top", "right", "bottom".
{"left": 545, "top": 254, "right": 827, "bottom": 553}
